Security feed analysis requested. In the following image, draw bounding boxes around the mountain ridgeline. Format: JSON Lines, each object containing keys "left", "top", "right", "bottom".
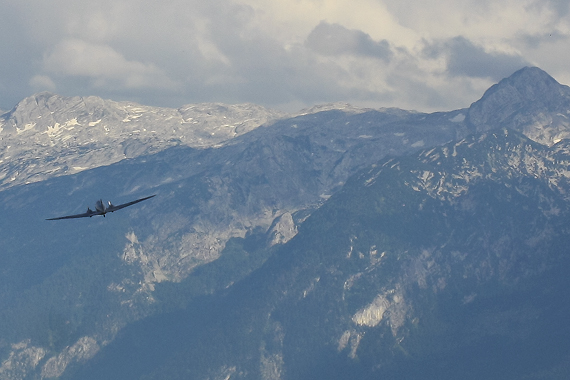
{"left": 1, "top": 67, "right": 570, "bottom": 379}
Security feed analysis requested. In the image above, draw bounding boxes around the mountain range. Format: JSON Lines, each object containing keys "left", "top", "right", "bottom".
{"left": 1, "top": 66, "right": 570, "bottom": 379}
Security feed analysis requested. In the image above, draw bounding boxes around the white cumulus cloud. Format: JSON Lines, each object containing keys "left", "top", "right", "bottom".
{"left": 42, "top": 39, "right": 177, "bottom": 91}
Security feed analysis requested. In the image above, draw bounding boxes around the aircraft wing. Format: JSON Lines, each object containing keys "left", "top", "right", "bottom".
{"left": 46, "top": 195, "right": 155, "bottom": 220}
{"left": 46, "top": 209, "right": 101, "bottom": 220}
{"left": 106, "top": 195, "right": 156, "bottom": 213}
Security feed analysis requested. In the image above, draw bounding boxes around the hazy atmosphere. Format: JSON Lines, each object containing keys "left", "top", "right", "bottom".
{"left": 3, "top": 1, "right": 570, "bottom": 378}
{"left": 1, "top": 0, "right": 568, "bottom": 111}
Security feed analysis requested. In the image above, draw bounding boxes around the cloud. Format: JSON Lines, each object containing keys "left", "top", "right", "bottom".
{"left": 305, "top": 21, "right": 393, "bottom": 61}
{"left": 0, "top": 0, "right": 569, "bottom": 113}
{"left": 29, "top": 75, "right": 57, "bottom": 92}
{"left": 425, "top": 36, "right": 529, "bottom": 81}
{"left": 42, "top": 39, "right": 177, "bottom": 91}
{"left": 542, "top": 0, "right": 570, "bottom": 18}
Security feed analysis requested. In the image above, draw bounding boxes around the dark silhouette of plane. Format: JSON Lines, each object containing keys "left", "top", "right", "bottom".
{"left": 46, "top": 195, "right": 156, "bottom": 220}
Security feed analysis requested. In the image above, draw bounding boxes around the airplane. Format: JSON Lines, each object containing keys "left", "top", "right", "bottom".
{"left": 46, "top": 195, "right": 156, "bottom": 220}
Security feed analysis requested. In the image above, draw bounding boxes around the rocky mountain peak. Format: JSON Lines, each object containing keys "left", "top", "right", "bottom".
{"left": 467, "top": 67, "right": 570, "bottom": 145}
{"left": 1, "top": 92, "right": 110, "bottom": 134}
{"left": 472, "top": 66, "right": 566, "bottom": 110}
{"left": 496, "top": 66, "right": 561, "bottom": 95}
{"left": 9, "top": 91, "right": 59, "bottom": 111}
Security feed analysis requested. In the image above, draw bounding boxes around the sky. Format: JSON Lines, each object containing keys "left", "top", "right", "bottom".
{"left": 0, "top": 0, "right": 569, "bottom": 113}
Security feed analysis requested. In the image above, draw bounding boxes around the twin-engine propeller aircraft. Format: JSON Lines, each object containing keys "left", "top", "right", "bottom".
{"left": 46, "top": 195, "right": 156, "bottom": 220}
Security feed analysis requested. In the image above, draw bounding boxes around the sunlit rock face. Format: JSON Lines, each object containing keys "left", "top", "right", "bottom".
{"left": 0, "top": 92, "right": 287, "bottom": 190}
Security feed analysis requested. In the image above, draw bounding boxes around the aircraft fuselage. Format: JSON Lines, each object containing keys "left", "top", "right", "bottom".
{"left": 95, "top": 199, "right": 106, "bottom": 215}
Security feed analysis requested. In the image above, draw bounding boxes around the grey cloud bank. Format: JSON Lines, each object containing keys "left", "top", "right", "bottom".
{"left": 424, "top": 36, "right": 530, "bottom": 81}
{"left": 305, "top": 22, "right": 393, "bottom": 61}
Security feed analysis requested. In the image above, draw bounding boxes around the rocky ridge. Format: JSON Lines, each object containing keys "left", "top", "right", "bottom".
{"left": 0, "top": 92, "right": 287, "bottom": 189}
